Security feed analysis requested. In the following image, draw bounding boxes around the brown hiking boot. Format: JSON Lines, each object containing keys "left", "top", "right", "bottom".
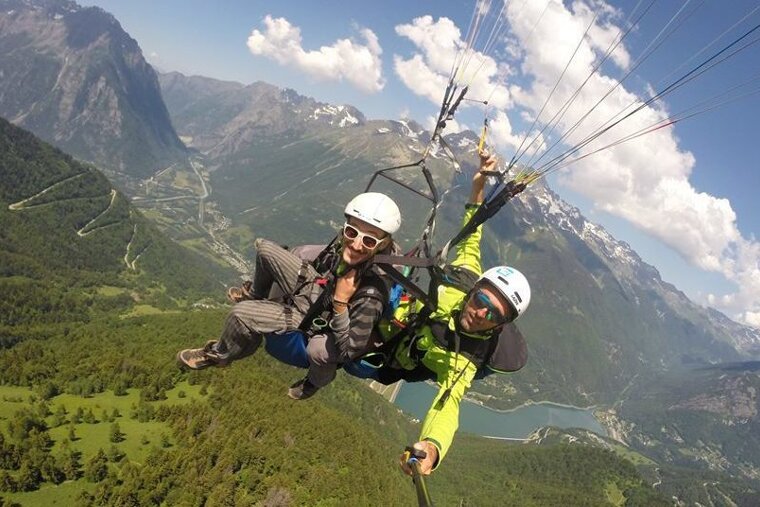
{"left": 227, "top": 280, "right": 255, "bottom": 303}
{"left": 287, "top": 377, "right": 320, "bottom": 400}
{"left": 176, "top": 340, "right": 228, "bottom": 370}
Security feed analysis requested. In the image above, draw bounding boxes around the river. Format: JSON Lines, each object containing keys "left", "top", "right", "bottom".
{"left": 394, "top": 381, "right": 607, "bottom": 440}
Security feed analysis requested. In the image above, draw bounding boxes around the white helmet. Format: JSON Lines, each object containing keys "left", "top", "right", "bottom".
{"left": 478, "top": 266, "right": 531, "bottom": 321}
{"left": 344, "top": 192, "right": 401, "bottom": 235}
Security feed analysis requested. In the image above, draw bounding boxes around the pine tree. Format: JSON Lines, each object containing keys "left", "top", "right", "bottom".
{"left": 109, "top": 422, "right": 124, "bottom": 443}
{"left": 107, "top": 445, "right": 124, "bottom": 463}
{"left": 83, "top": 408, "right": 97, "bottom": 424}
{"left": 16, "top": 461, "right": 42, "bottom": 492}
{"left": 57, "top": 450, "right": 81, "bottom": 481}
{"left": 84, "top": 449, "right": 108, "bottom": 483}
{"left": 0, "top": 471, "right": 17, "bottom": 493}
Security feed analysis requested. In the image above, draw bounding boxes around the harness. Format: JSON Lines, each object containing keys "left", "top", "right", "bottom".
{"left": 297, "top": 265, "right": 391, "bottom": 340}
{"left": 286, "top": 240, "right": 393, "bottom": 341}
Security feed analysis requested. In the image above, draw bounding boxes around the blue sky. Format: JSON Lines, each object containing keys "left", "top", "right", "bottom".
{"left": 81, "top": 0, "right": 760, "bottom": 328}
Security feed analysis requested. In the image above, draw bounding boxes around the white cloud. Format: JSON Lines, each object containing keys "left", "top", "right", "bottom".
{"left": 745, "top": 311, "right": 760, "bottom": 328}
{"left": 488, "top": 110, "right": 523, "bottom": 151}
{"left": 246, "top": 15, "right": 385, "bottom": 93}
{"left": 499, "top": 0, "right": 759, "bottom": 326}
{"left": 393, "top": 15, "right": 514, "bottom": 143}
{"left": 394, "top": 52, "right": 451, "bottom": 105}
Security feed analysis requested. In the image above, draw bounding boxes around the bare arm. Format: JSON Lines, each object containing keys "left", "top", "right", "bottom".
{"left": 469, "top": 153, "right": 497, "bottom": 204}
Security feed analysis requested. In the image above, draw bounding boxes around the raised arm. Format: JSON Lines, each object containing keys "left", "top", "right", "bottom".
{"left": 450, "top": 153, "right": 497, "bottom": 277}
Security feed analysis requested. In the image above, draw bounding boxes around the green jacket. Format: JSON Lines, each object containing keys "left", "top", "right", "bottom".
{"left": 387, "top": 204, "right": 490, "bottom": 467}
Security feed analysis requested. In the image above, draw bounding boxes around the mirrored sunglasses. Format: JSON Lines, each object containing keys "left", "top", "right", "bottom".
{"left": 342, "top": 223, "right": 386, "bottom": 250}
{"left": 470, "top": 290, "right": 508, "bottom": 323}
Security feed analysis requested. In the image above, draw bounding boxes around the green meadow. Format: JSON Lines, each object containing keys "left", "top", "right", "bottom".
{"left": 1, "top": 382, "right": 207, "bottom": 506}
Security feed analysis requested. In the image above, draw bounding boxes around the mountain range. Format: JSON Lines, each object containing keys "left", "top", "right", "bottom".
{"left": 1, "top": 0, "right": 760, "bottom": 501}
{"left": 156, "top": 70, "right": 760, "bottom": 483}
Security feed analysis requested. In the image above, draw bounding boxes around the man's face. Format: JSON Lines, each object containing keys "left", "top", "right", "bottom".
{"left": 459, "top": 282, "right": 514, "bottom": 333}
{"left": 341, "top": 217, "right": 389, "bottom": 266}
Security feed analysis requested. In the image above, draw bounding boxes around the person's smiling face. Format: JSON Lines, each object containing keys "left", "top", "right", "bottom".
{"left": 340, "top": 217, "right": 389, "bottom": 266}
{"left": 459, "top": 282, "right": 513, "bottom": 333}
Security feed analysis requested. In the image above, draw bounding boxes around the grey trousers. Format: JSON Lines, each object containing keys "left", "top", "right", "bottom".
{"left": 306, "top": 335, "right": 342, "bottom": 387}
{"left": 215, "top": 239, "right": 319, "bottom": 359}
{"left": 215, "top": 239, "right": 346, "bottom": 387}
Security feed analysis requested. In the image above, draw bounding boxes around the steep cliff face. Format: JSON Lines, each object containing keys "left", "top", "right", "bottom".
{"left": 0, "top": 0, "right": 186, "bottom": 177}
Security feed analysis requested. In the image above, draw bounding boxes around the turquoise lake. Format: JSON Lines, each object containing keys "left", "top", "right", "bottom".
{"left": 394, "top": 381, "right": 607, "bottom": 439}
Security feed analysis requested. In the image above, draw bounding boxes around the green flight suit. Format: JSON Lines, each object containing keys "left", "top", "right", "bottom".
{"left": 387, "top": 204, "right": 490, "bottom": 467}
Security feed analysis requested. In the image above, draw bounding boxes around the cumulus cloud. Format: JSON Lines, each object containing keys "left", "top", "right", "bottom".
{"left": 393, "top": 15, "right": 513, "bottom": 139}
{"left": 500, "top": 0, "right": 760, "bottom": 325}
{"left": 393, "top": 1, "right": 759, "bottom": 326}
{"left": 488, "top": 110, "right": 525, "bottom": 152}
{"left": 246, "top": 15, "right": 385, "bottom": 93}
{"left": 745, "top": 311, "right": 760, "bottom": 328}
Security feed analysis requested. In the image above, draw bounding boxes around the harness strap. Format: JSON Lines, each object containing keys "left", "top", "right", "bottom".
{"left": 371, "top": 254, "right": 437, "bottom": 268}
{"left": 297, "top": 277, "right": 334, "bottom": 336}
{"left": 294, "top": 259, "right": 311, "bottom": 289}
{"left": 283, "top": 305, "right": 294, "bottom": 329}
{"left": 281, "top": 259, "right": 315, "bottom": 307}
{"left": 374, "top": 263, "right": 434, "bottom": 310}
{"left": 377, "top": 306, "right": 433, "bottom": 368}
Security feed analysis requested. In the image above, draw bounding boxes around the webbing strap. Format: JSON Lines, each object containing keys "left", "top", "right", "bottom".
{"left": 375, "top": 263, "right": 434, "bottom": 310}
{"left": 294, "top": 260, "right": 310, "bottom": 289}
{"left": 371, "top": 254, "right": 438, "bottom": 268}
{"left": 438, "top": 180, "right": 527, "bottom": 260}
{"left": 297, "top": 278, "right": 333, "bottom": 335}
{"left": 284, "top": 305, "right": 294, "bottom": 329}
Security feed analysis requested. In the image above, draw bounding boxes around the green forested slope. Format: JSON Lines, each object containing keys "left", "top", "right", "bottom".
{"left": 0, "top": 116, "right": 234, "bottom": 340}
{"left": 0, "top": 311, "right": 667, "bottom": 506}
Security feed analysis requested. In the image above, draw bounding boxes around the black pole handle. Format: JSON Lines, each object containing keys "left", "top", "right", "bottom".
{"left": 404, "top": 446, "right": 434, "bottom": 507}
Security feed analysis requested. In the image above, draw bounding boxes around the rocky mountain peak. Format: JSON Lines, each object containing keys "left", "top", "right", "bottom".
{"left": 0, "top": 0, "right": 187, "bottom": 177}
{"left": 521, "top": 182, "right": 661, "bottom": 281}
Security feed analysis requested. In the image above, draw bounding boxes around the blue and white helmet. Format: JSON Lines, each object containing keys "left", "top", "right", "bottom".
{"left": 478, "top": 266, "right": 531, "bottom": 321}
